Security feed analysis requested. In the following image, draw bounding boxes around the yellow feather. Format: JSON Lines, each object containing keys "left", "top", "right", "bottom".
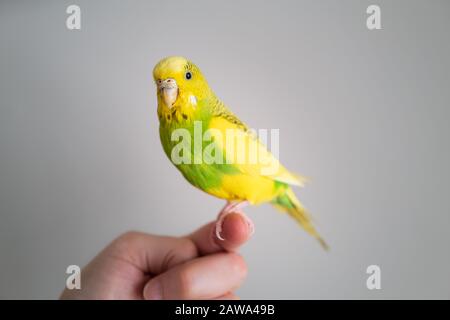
{"left": 208, "top": 117, "right": 306, "bottom": 188}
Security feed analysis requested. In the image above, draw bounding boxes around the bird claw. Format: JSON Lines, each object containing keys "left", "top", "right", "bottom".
{"left": 215, "top": 201, "right": 253, "bottom": 241}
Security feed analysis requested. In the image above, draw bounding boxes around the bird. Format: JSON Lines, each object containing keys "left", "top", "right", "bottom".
{"left": 153, "top": 56, "right": 328, "bottom": 250}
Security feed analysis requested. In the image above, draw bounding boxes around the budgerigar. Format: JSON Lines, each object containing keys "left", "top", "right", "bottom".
{"left": 153, "top": 56, "right": 327, "bottom": 249}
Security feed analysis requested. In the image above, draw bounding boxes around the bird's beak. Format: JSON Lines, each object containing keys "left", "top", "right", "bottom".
{"left": 157, "top": 78, "right": 178, "bottom": 108}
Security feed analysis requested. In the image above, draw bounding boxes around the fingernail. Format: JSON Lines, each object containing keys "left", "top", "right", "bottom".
{"left": 144, "top": 279, "right": 163, "bottom": 300}
{"left": 233, "top": 213, "right": 254, "bottom": 238}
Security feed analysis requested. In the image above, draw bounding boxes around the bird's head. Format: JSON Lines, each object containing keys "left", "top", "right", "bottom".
{"left": 153, "top": 56, "right": 211, "bottom": 119}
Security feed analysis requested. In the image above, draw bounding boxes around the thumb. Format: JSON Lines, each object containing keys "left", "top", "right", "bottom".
{"left": 107, "top": 231, "right": 199, "bottom": 275}
{"left": 188, "top": 212, "right": 253, "bottom": 255}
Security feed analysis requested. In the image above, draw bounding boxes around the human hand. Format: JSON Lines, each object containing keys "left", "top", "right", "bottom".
{"left": 60, "top": 212, "right": 253, "bottom": 299}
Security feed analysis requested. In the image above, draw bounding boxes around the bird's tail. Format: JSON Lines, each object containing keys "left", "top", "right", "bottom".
{"left": 272, "top": 188, "right": 329, "bottom": 250}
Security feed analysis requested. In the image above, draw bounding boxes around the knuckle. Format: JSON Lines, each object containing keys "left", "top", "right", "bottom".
{"left": 228, "top": 253, "right": 248, "bottom": 279}
{"left": 177, "top": 238, "right": 198, "bottom": 259}
{"left": 111, "top": 231, "right": 144, "bottom": 252}
{"left": 161, "top": 238, "right": 198, "bottom": 271}
{"left": 175, "top": 267, "right": 195, "bottom": 298}
{"left": 117, "top": 231, "right": 142, "bottom": 244}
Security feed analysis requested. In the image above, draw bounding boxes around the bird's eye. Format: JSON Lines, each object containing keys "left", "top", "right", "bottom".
{"left": 185, "top": 72, "right": 192, "bottom": 80}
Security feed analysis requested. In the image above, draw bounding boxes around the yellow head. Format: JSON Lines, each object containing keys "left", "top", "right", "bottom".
{"left": 153, "top": 56, "right": 211, "bottom": 120}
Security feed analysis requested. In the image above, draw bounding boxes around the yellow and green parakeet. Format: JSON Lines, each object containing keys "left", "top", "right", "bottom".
{"left": 153, "top": 56, "right": 327, "bottom": 249}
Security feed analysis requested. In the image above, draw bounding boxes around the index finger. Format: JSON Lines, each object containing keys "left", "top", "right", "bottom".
{"left": 187, "top": 213, "right": 253, "bottom": 255}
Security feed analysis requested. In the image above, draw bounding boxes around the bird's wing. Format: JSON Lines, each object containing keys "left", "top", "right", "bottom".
{"left": 208, "top": 114, "right": 307, "bottom": 187}
{"left": 209, "top": 98, "right": 250, "bottom": 132}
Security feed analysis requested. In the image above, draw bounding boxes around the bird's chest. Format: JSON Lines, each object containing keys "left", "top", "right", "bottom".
{"left": 160, "top": 117, "right": 201, "bottom": 162}
{"left": 159, "top": 117, "right": 223, "bottom": 188}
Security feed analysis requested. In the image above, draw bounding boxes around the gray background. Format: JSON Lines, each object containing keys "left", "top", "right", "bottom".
{"left": 0, "top": 0, "right": 449, "bottom": 299}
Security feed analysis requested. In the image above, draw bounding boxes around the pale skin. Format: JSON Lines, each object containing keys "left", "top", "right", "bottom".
{"left": 60, "top": 212, "right": 252, "bottom": 300}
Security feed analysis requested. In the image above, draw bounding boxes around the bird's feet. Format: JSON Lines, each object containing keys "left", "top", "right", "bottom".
{"left": 215, "top": 201, "right": 254, "bottom": 241}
